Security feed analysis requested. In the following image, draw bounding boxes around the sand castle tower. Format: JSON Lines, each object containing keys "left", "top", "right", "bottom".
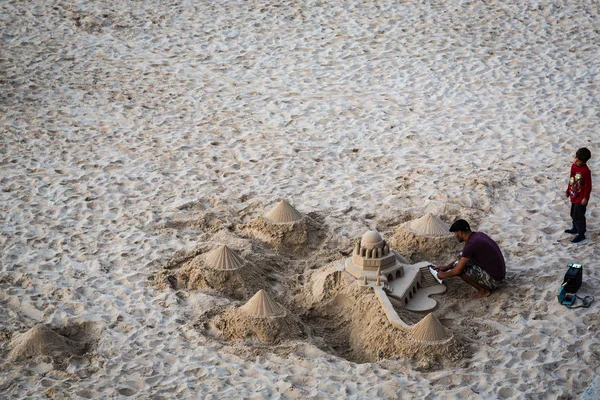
{"left": 265, "top": 199, "right": 304, "bottom": 223}
{"left": 390, "top": 213, "right": 457, "bottom": 264}
{"left": 409, "top": 313, "right": 453, "bottom": 344}
{"left": 241, "top": 198, "right": 323, "bottom": 250}
{"left": 405, "top": 213, "right": 450, "bottom": 237}
{"left": 240, "top": 289, "right": 287, "bottom": 318}
{"left": 214, "top": 290, "right": 305, "bottom": 344}
{"left": 345, "top": 230, "right": 408, "bottom": 283}
{"left": 204, "top": 245, "right": 246, "bottom": 271}
{"left": 177, "top": 244, "right": 263, "bottom": 300}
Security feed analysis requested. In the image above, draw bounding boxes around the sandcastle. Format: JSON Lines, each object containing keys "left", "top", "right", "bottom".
{"left": 214, "top": 289, "right": 305, "bottom": 344}
{"left": 345, "top": 230, "right": 408, "bottom": 283}
{"left": 241, "top": 199, "right": 322, "bottom": 250}
{"left": 390, "top": 213, "right": 458, "bottom": 264}
{"left": 344, "top": 230, "right": 447, "bottom": 332}
{"left": 161, "top": 200, "right": 453, "bottom": 350}
{"left": 410, "top": 313, "right": 453, "bottom": 344}
{"left": 265, "top": 199, "right": 304, "bottom": 223}
{"left": 240, "top": 289, "right": 287, "bottom": 318}
{"left": 175, "top": 244, "right": 264, "bottom": 300}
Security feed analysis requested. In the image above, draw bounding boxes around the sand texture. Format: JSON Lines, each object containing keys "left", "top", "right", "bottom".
{"left": 390, "top": 214, "right": 461, "bottom": 265}
{"left": 1, "top": 0, "right": 600, "bottom": 398}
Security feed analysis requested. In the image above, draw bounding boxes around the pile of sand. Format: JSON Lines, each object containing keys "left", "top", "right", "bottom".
{"left": 169, "top": 245, "right": 267, "bottom": 300}
{"left": 212, "top": 290, "right": 306, "bottom": 344}
{"left": 8, "top": 324, "right": 89, "bottom": 362}
{"left": 239, "top": 200, "right": 325, "bottom": 253}
{"left": 389, "top": 213, "right": 460, "bottom": 264}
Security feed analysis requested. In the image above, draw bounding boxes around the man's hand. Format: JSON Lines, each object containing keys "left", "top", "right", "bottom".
{"left": 581, "top": 198, "right": 588, "bottom": 206}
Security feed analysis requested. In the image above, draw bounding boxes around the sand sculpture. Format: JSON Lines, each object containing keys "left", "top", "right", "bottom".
{"left": 410, "top": 313, "right": 453, "bottom": 344}
{"left": 161, "top": 205, "right": 451, "bottom": 352}
{"left": 240, "top": 289, "right": 287, "bottom": 318}
{"left": 405, "top": 213, "right": 450, "bottom": 236}
{"left": 240, "top": 199, "right": 322, "bottom": 250}
{"left": 265, "top": 199, "right": 304, "bottom": 223}
{"left": 213, "top": 289, "right": 305, "bottom": 344}
{"left": 176, "top": 244, "right": 263, "bottom": 300}
{"left": 390, "top": 213, "right": 458, "bottom": 264}
{"left": 205, "top": 244, "right": 246, "bottom": 271}
{"left": 344, "top": 230, "right": 447, "bottom": 329}
{"left": 345, "top": 230, "right": 407, "bottom": 283}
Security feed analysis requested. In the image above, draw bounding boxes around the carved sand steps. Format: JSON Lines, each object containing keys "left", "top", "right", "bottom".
{"left": 419, "top": 265, "right": 440, "bottom": 287}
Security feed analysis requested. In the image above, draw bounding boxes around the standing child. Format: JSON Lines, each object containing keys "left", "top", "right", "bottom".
{"left": 565, "top": 147, "right": 592, "bottom": 243}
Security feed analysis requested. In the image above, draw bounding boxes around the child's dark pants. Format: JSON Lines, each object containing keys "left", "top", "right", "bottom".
{"left": 571, "top": 203, "right": 587, "bottom": 235}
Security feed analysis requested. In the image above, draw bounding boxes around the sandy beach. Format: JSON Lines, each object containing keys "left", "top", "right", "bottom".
{"left": 1, "top": 0, "right": 599, "bottom": 398}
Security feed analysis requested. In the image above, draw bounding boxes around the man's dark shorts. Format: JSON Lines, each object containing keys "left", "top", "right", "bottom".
{"left": 455, "top": 255, "right": 501, "bottom": 290}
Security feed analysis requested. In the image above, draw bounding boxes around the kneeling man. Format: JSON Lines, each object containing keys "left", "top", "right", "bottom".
{"left": 435, "top": 219, "right": 506, "bottom": 299}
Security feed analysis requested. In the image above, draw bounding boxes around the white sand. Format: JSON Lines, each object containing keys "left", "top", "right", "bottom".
{"left": 1, "top": 0, "right": 599, "bottom": 398}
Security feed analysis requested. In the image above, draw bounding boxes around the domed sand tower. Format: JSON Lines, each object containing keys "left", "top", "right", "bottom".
{"left": 345, "top": 230, "right": 408, "bottom": 284}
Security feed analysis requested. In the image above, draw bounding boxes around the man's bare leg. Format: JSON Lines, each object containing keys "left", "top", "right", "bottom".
{"left": 460, "top": 275, "right": 491, "bottom": 299}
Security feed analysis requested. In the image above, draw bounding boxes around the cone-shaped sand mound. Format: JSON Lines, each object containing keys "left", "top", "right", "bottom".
{"left": 265, "top": 199, "right": 304, "bottom": 223}
{"left": 8, "top": 324, "right": 87, "bottom": 361}
{"left": 390, "top": 214, "right": 459, "bottom": 264}
{"left": 240, "top": 289, "right": 287, "bottom": 318}
{"left": 405, "top": 213, "right": 451, "bottom": 237}
{"left": 211, "top": 291, "right": 305, "bottom": 344}
{"left": 205, "top": 245, "right": 245, "bottom": 271}
{"left": 156, "top": 245, "right": 267, "bottom": 300}
{"left": 239, "top": 201, "right": 324, "bottom": 252}
{"left": 410, "top": 313, "right": 452, "bottom": 344}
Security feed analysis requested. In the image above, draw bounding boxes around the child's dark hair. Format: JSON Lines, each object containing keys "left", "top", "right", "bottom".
{"left": 576, "top": 147, "right": 591, "bottom": 162}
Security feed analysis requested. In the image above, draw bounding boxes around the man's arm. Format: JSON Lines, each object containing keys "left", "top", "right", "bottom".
{"left": 438, "top": 256, "right": 470, "bottom": 279}
{"left": 434, "top": 262, "right": 454, "bottom": 272}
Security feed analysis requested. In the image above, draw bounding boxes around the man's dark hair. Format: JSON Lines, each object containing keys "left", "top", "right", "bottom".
{"left": 576, "top": 147, "right": 591, "bottom": 162}
{"left": 449, "top": 219, "right": 471, "bottom": 233}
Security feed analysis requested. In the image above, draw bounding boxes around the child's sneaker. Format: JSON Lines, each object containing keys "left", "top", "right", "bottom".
{"left": 571, "top": 235, "right": 586, "bottom": 243}
{"left": 564, "top": 228, "right": 577, "bottom": 234}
